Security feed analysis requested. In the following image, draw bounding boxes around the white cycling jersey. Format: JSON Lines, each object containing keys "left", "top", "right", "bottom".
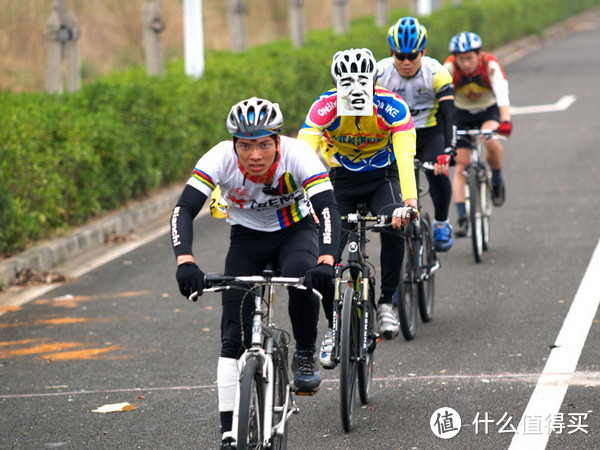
{"left": 186, "top": 135, "right": 332, "bottom": 232}
{"left": 377, "top": 56, "right": 454, "bottom": 129}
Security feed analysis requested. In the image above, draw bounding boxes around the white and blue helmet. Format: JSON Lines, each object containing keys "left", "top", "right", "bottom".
{"left": 449, "top": 32, "right": 482, "bottom": 53}
{"left": 226, "top": 97, "right": 284, "bottom": 138}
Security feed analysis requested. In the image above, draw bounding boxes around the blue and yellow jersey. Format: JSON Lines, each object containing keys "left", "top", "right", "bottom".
{"left": 298, "top": 87, "right": 417, "bottom": 200}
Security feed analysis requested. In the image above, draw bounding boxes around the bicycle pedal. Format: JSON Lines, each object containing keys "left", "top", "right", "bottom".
{"left": 293, "top": 387, "right": 319, "bottom": 396}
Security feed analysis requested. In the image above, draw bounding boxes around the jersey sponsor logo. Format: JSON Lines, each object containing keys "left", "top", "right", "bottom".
{"left": 321, "top": 207, "right": 332, "bottom": 244}
{"left": 333, "top": 134, "right": 384, "bottom": 148}
{"left": 249, "top": 190, "right": 304, "bottom": 210}
{"left": 171, "top": 206, "right": 181, "bottom": 247}
{"left": 317, "top": 99, "right": 337, "bottom": 117}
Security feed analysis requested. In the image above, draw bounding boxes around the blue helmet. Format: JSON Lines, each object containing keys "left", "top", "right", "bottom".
{"left": 387, "top": 17, "right": 428, "bottom": 54}
{"left": 449, "top": 32, "right": 482, "bottom": 53}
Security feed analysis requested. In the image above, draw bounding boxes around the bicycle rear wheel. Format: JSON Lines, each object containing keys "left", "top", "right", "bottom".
{"left": 417, "top": 216, "right": 435, "bottom": 322}
{"left": 357, "top": 281, "right": 375, "bottom": 405}
{"left": 340, "top": 287, "right": 359, "bottom": 432}
{"left": 397, "top": 229, "right": 418, "bottom": 340}
{"left": 271, "top": 330, "right": 289, "bottom": 450}
{"left": 467, "top": 167, "right": 483, "bottom": 263}
{"left": 237, "top": 355, "right": 264, "bottom": 450}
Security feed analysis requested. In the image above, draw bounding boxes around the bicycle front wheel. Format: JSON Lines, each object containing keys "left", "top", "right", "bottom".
{"left": 397, "top": 229, "right": 418, "bottom": 340}
{"left": 418, "top": 215, "right": 435, "bottom": 322}
{"left": 271, "top": 330, "right": 289, "bottom": 450}
{"left": 467, "top": 167, "right": 484, "bottom": 263}
{"left": 357, "top": 280, "right": 376, "bottom": 405}
{"left": 237, "top": 355, "right": 264, "bottom": 450}
{"left": 340, "top": 287, "right": 359, "bottom": 432}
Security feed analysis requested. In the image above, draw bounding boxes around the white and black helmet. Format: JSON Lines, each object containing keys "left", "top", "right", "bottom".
{"left": 330, "top": 48, "right": 381, "bottom": 83}
{"left": 226, "top": 97, "right": 284, "bottom": 138}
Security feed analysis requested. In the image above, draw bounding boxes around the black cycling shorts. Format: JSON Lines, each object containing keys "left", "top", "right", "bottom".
{"left": 456, "top": 105, "right": 500, "bottom": 148}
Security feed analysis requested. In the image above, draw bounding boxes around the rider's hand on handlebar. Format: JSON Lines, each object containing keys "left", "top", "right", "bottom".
{"left": 176, "top": 262, "right": 205, "bottom": 299}
{"left": 435, "top": 153, "right": 452, "bottom": 176}
{"left": 303, "top": 263, "right": 334, "bottom": 297}
{"left": 392, "top": 199, "right": 418, "bottom": 228}
{"left": 496, "top": 121, "right": 512, "bottom": 137}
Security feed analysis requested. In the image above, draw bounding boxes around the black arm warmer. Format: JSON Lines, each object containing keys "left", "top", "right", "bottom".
{"left": 438, "top": 98, "right": 457, "bottom": 149}
{"left": 309, "top": 189, "right": 341, "bottom": 258}
{"left": 170, "top": 185, "right": 208, "bottom": 257}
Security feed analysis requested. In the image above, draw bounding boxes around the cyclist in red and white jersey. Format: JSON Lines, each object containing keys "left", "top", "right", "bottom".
{"left": 444, "top": 32, "right": 512, "bottom": 236}
{"left": 378, "top": 16, "right": 457, "bottom": 252}
{"left": 170, "top": 97, "right": 341, "bottom": 448}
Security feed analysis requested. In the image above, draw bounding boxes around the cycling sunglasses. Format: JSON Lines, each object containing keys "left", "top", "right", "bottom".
{"left": 394, "top": 52, "right": 420, "bottom": 61}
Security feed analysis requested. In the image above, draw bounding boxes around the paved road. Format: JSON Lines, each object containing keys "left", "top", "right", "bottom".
{"left": 2, "top": 14, "right": 600, "bottom": 450}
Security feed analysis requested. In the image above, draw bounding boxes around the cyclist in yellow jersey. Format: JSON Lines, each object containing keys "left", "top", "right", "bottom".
{"left": 378, "top": 16, "right": 457, "bottom": 252}
{"left": 298, "top": 48, "right": 417, "bottom": 366}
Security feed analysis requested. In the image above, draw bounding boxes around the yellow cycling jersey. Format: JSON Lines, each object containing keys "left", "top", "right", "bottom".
{"left": 297, "top": 87, "right": 417, "bottom": 200}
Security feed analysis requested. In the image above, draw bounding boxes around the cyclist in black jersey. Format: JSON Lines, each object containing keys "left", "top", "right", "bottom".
{"left": 170, "top": 97, "right": 341, "bottom": 449}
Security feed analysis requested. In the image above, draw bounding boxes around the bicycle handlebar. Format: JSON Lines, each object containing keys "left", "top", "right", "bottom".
{"left": 187, "top": 273, "right": 323, "bottom": 302}
{"left": 342, "top": 207, "right": 419, "bottom": 226}
{"left": 456, "top": 129, "right": 508, "bottom": 141}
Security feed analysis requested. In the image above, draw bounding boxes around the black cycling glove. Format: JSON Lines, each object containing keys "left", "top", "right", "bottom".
{"left": 303, "top": 263, "right": 334, "bottom": 297}
{"left": 176, "top": 262, "right": 205, "bottom": 298}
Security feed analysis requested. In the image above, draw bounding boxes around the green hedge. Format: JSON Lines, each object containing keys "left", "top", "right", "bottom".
{"left": 1, "top": 0, "right": 598, "bottom": 256}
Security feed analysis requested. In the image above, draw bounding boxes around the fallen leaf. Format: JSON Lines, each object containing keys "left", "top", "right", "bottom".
{"left": 91, "top": 402, "right": 137, "bottom": 413}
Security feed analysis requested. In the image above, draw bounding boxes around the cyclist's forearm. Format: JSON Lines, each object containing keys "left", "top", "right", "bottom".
{"left": 310, "top": 190, "right": 341, "bottom": 258}
{"left": 498, "top": 105, "right": 511, "bottom": 123}
{"left": 171, "top": 185, "right": 207, "bottom": 258}
{"left": 392, "top": 132, "right": 418, "bottom": 201}
{"left": 438, "top": 98, "right": 457, "bottom": 148}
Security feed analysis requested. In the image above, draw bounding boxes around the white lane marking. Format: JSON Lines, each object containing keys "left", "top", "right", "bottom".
{"left": 509, "top": 238, "right": 600, "bottom": 449}
{"left": 511, "top": 95, "right": 576, "bottom": 115}
{"left": 4, "top": 371, "right": 599, "bottom": 399}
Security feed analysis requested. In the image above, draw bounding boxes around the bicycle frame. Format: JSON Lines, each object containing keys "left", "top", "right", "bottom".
{"left": 331, "top": 210, "right": 383, "bottom": 364}
{"left": 200, "top": 274, "right": 318, "bottom": 448}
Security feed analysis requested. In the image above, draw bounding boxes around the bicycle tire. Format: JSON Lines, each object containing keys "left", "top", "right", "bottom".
{"left": 468, "top": 167, "right": 483, "bottom": 263}
{"left": 340, "top": 286, "right": 359, "bottom": 432}
{"left": 481, "top": 174, "right": 492, "bottom": 252}
{"left": 397, "top": 229, "right": 418, "bottom": 340}
{"left": 357, "top": 281, "right": 375, "bottom": 405}
{"left": 237, "top": 355, "right": 264, "bottom": 450}
{"left": 417, "top": 215, "right": 435, "bottom": 322}
{"left": 271, "top": 330, "right": 289, "bottom": 450}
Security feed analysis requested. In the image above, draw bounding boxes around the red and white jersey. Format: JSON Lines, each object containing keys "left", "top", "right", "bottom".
{"left": 444, "top": 51, "right": 510, "bottom": 112}
{"left": 186, "top": 136, "right": 332, "bottom": 232}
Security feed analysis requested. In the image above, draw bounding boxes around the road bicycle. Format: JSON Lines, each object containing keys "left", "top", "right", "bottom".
{"left": 190, "top": 271, "right": 321, "bottom": 449}
{"left": 330, "top": 204, "right": 394, "bottom": 432}
{"left": 395, "top": 158, "right": 441, "bottom": 340}
{"left": 456, "top": 129, "right": 506, "bottom": 263}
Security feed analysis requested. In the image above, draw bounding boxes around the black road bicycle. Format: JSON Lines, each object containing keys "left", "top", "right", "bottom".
{"left": 191, "top": 271, "right": 321, "bottom": 449}
{"left": 395, "top": 158, "right": 441, "bottom": 340}
{"left": 330, "top": 204, "right": 393, "bottom": 432}
{"left": 456, "top": 129, "right": 506, "bottom": 263}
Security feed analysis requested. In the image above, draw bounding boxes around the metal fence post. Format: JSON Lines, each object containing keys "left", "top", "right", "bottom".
{"left": 46, "top": 0, "right": 81, "bottom": 94}
{"left": 142, "top": 0, "right": 165, "bottom": 77}
{"left": 289, "top": 0, "right": 306, "bottom": 48}
{"left": 332, "top": 0, "right": 349, "bottom": 35}
{"left": 376, "top": 0, "right": 388, "bottom": 27}
{"left": 227, "top": 0, "right": 247, "bottom": 51}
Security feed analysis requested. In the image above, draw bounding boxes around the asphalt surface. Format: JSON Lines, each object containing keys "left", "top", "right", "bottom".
{"left": 1, "top": 9, "right": 600, "bottom": 450}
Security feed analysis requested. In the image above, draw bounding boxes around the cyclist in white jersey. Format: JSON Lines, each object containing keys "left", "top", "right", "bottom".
{"left": 377, "top": 16, "right": 456, "bottom": 252}
{"left": 170, "top": 97, "right": 341, "bottom": 449}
